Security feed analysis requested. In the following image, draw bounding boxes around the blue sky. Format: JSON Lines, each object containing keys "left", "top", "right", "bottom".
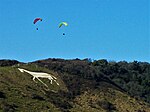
{"left": 0, "top": 0, "right": 149, "bottom": 62}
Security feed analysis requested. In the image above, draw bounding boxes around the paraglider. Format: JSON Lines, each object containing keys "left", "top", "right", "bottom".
{"left": 59, "top": 22, "right": 68, "bottom": 28}
{"left": 32, "top": 18, "right": 69, "bottom": 35}
{"left": 33, "top": 18, "right": 42, "bottom": 24}
{"left": 59, "top": 22, "right": 68, "bottom": 35}
{"left": 33, "top": 18, "right": 42, "bottom": 30}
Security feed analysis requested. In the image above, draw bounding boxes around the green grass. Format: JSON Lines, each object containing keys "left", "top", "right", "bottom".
{"left": 0, "top": 65, "right": 66, "bottom": 111}
{"left": 0, "top": 64, "right": 150, "bottom": 112}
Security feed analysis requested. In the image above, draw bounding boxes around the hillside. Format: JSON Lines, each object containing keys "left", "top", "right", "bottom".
{"left": 33, "top": 58, "right": 150, "bottom": 103}
{"left": 0, "top": 59, "right": 150, "bottom": 112}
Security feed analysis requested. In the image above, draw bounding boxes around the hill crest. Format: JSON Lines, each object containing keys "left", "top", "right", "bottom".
{"left": 0, "top": 58, "right": 150, "bottom": 111}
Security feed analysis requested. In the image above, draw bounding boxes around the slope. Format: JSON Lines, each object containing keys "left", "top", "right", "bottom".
{"left": 0, "top": 59, "right": 150, "bottom": 112}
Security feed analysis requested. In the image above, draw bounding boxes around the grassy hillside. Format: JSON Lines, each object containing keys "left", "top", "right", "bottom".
{"left": 0, "top": 64, "right": 67, "bottom": 112}
{"left": 0, "top": 59, "right": 150, "bottom": 112}
{"left": 71, "top": 86, "right": 150, "bottom": 112}
{"left": 33, "top": 58, "right": 150, "bottom": 103}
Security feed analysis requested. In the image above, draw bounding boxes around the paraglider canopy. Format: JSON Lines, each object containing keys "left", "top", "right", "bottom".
{"left": 58, "top": 22, "right": 68, "bottom": 35}
{"left": 33, "top": 18, "right": 42, "bottom": 24}
{"left": 59, "top": 22, "right": 68, "bottom": 28}
{"left": 33, "top": 18, "right": 42, "bottom": 30}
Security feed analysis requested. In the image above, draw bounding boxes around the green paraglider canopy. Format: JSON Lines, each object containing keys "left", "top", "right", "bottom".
{"left": 58, "top": 22, "right": 68, "bottom": 36}
{"left": 59, "top": 22, "right": 68, "bottom": 28}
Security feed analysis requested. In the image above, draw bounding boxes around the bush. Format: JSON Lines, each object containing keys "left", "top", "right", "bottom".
{"left": 97, "top": 100, "right": 116, "bottom": 111}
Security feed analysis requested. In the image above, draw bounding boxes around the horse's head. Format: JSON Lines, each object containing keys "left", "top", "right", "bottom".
{"left": 18, "top": 68, "right": 24, "bottom": 73}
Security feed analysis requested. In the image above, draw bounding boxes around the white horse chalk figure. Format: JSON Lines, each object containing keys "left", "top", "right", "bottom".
{"left": 18, "top": 68, "right": 59, "bottom": 87}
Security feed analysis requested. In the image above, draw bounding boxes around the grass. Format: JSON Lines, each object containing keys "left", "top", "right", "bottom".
{"left": 70, "top": 85, "right": 150, "bottom": 112}
{"left": 0, "top": 64, "right": 150, "bottom": 112}
{"left": 0, "top": 65, "right": 66, "bottom": 112}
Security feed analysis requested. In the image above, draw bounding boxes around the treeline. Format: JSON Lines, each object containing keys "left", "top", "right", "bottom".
{"left": 0, "top": 60, "right": 20, "bottom": 66}
{"left": 92, "top": 59, "right": 150, "bottom": 103}
{"left": 0, "top": 59, "right": 149, "bottom": 103}
{"left": 33, "top": 58, "right": 150, "bottom": 103}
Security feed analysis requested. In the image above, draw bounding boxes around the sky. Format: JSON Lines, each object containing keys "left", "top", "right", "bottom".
{"left": 0, "top": 0, "right": 149, "bottom": 62}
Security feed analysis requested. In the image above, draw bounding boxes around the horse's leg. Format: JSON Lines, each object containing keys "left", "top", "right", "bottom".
{"left": 48, "top": 77, "right": 53, "bottom": 84}
{"left": 36, "top": 77, "right": 48, "bottom": 87}
{"left": 33, "top": 76, "right": 38, "bottom": 83}
{"left": 48, "top": 77, "right": 59, "bottom": 85}
{"left": 53, "top": 79, "right": 59, "bottom": 85}
{"left": 51, "top": 75, "right": 57, "bottom": 79}
{"left": 50, "top": 79, "right": 53, "bottom": 84}
{"left": 48, "top": 77, "right": 52, "bottom": 81}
